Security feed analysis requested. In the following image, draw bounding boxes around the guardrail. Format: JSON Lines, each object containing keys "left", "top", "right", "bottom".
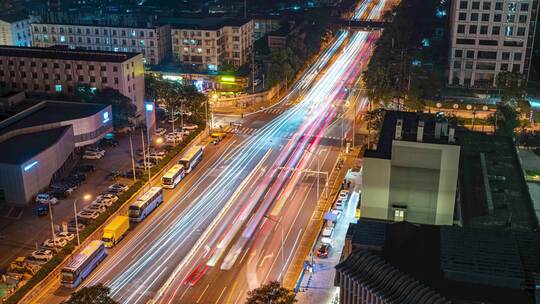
{"left": 282, "top": 151, "right": 354, "bottom": 289}
{"left": 10, "top": 128, "right": 208, "bottom": 304}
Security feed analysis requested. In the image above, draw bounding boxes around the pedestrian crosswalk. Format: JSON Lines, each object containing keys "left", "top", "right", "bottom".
{"left": 221, "top": 126, "right": 342, "bottom": 146}
{"left": 262, "top": 107, "right": 287, "bottom": 115}
{"left": 222, "top": 126, "right": 259, "bottom": 135}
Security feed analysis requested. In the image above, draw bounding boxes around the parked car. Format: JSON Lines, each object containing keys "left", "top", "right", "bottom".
{"left": 136, "top": 160, "right": 155, "bottom": 170}
{"left": 83, "top": 151, "right": 103, "bottom": 160}
{"left": 108, "top": 183, "right": 129, "bottom": 193}
{"left": 101, "top": 138, "right": 119, "bottom": 147}
{"left": 57, "top": 231, "right": 75, "bottom": 242}
{"left": 148, "top": 151, "right": 166, "bottom": 160}
{"left": 35, "top": 205, "right": 48, "bottom": 216}
{"left": 96, "top": 194, "right": 118, "bottom": 205}
{"left": 331, "top": 209, "right": 342, "bottom": 221}
{"left": 155, "top": 128, "right": 167, "bottom": 136}
{"left": 30, "top": 249, "right": 53, "bottom": 263}
{"left": 76, "top": 164, "right": 95, "bottom": 172}
{"left": 105, "top": 170, "right": 121, "bottom": 181}
{"left": 77, "top": 210, "right": 100, "bottom": 223}
{"left": 70, "top": 172, "right": 87, "bottom": 183}
{"left": 317, "top": 244, "right": 331, "bottom": 258}
{"left": 85, "top": 147, "right": 105, "bottom": 156}
{"left": 36, "top": 194, "right": 59, "bottom": 205}
{"left": 42, "top": 238, "right": 67, "bottom": 249}
{"left": 321, "top": 226, "right": 334, "bottom": 238}
{"left": 67, "top": 220, "right": 85, "bottom": 233}
{"left": 85, "top": 204, "right": 107, "bottom": 214}
{"left": 182, "top": 124, "right": 198, "bottom": 131}
{"left": 122, "top": 169, "right": 144, "bottom": 179}
{"left": 165, "top": 132, "right": 183, "bottom": 143}
{"left": 115, "top": 126, "right": 134, "bottom": 134}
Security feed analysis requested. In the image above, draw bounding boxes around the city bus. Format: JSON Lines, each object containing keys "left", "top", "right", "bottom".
{"left": 128, "top": 186, "right": 164, "bottom": 222}
{"left": 162, "top": 164, "right": 185, "bottom": 189}
{"left": 60, "top": 240, "right": 107, "bottom": 288}
{"left": 179, "top": 145, "right": 204, "bottom": 173}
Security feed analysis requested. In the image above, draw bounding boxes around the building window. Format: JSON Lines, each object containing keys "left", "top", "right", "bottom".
{"left": 482, "top": 2, "right": 491, "bottom": 10}
{"left": 492, "top": 26, "right": 500, "bottom": 35}
{"left": 495, "top": 2, "right": 503, "bottom": 10}
{"left": 102, "top": 77, "right": 108, "bottom": 83}
{"left": 459, "top": 12, "right": 466, "bottom": 21}
{"left": 89, "top": 65, "right": 94, "bottom": 71}
{"left": 517, "top": 27, "right": 526, "bottom": 36}
{"left": 470, "top": 13, "right": 478, "bottom": 21}
{"left": 520, "top": 3, "right": 529, "bottom": 11}
{"left": 114, "top": 77, "right": 119, "bottom": 84}
{"left": 100, "top": 66, "right": 106, "bottom": 71}
{"left": 90, "top": 76, "right": 95, "bottom": 82}
{"left": 459, "top": 1, "right": 467, "bottom": 9}
{"left": 55, "top": 84, "right": 62, "bottom": 92}
{"left": 453, "top": 60, "right": 461, "bottom": 68}
{"left": 502, "top": 52, "right": 510, "bottom": 60}
{"left": 113, "top": 66, "right": 118, "bottom": 72}
{"left": 469, "top": 25, "right": 477, "bottom": 34}
{"left": 494, "top": 14, "right": 502, "bottom": 22}
{"left": 480, "top": 26, "right": 488, "bottom": 34}
{"left": 472, "top": 1, "right": 480, "bottom": 9}
{"left": 467, "top": 50, "right": 475, "bottom": 59}
{"left": 481, "top": 13, "right": 490, "bottom": 21}
{"left": 500, "top": 63, "right": 508, "bottom": 71}
{"left": 512, "top": 64, "right": 520, "bottom": 72}
{"left": 514, "top": 53, "right": 522, "bottom": 61}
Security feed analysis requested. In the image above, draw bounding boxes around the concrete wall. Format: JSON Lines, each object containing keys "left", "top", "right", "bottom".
{"left": 361, "top": 157, "right": 391, "bottom": 219}
{"left": 361, "top": 140, "right": 460, "bottom": 226}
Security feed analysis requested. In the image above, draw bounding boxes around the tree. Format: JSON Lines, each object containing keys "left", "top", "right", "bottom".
{"left": 267, "top": 47, "right": 300, "bottom": 87}
{"left": 89, "top": 88, "right": 138, "bottom": 129}
{"left": 245, "top": 281, "right": 296, "bottom": 304}
{"left": 489, "top": 103, "right": 519, "bottom": 137}
{"left": 495, "top": 71, "right": 527, "bottom": 104}
{"left": 63, "top": 283, "right": 118, "bottom": 304}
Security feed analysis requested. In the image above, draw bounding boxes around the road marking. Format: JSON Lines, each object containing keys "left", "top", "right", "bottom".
{"left": 239, "top": 246, "right": 250, "bottom": 264}
{"left": 179, "top": 286, "right": 190, "bottom": 301}
{"left": 226, "top": 281, "right": 238, "bottom": 304}
{"left": 215, "top": 286, "right": 227, "bottom": 304}
{"left": 278, "top": 228, "right": 303, "bottom": 281}
{"left": 258, "top": 254, "right": 273, "bottom": 268}
{"left": 247, "top": 251, "right": 257, "bottom": 265}
{"left": 233, "top": 289, "right": 245, "bottom": 304}
{"left": 131, "top": 242, "right": 147, "bottom": 258}
{"left": 196, "top": 284, "right": 210, "bottom": 303}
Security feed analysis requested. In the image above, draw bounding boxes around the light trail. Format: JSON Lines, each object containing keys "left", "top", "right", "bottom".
{"left": 78, "top": 1, "right": 387, "bottom": 303}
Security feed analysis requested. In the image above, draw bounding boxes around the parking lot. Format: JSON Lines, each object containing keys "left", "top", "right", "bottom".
{"left": 0, "top": 123, "right": 188, "bottom": 271}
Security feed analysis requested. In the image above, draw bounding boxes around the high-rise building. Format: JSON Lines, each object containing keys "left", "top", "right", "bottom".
{"left": 169, "top": 18, "right": 253, "bottom": 70}
{"left": 0, "top": 13, "right": 38, "bottom": 47}
{"left": 0, "top": 46, "right": 145, "bottom": 114}
{"left": 31, "top": 23, "right": 171, "bottom": 65}
{"left": 448, "top": 0, "right": 539, "bottom": 87}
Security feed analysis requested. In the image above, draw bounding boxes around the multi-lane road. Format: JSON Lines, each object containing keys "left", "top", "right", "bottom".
{"left": 30, "top": 1, "right": 386, "bottom": 303}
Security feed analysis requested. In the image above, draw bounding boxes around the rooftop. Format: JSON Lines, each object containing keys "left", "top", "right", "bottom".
{"left": 0, "top": 100, "right": 108, "bottom": 137}
{"left": 0, "top": 126, "right": 71, "bottom": 164}
{"left": 164, "top": 17, "right": 251, "bottom": 30}
{"left": 343, "top": 220, "right": 540, "bottom": 303}
{"left": 458, "top": 131, "right": 538, "bottom": 231}
{"left": 0, "top": 12, "right": 29, "bottom": 23}
{"left": 364, "top": 110, "right": 458, "bottom": 159}
{"left": 0, "top": 46, "right": 139, "bottom": 63}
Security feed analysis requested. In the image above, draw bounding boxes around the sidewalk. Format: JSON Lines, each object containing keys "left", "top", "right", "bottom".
{"left": 295, "top": 176, "right": 360, "bottom": 304}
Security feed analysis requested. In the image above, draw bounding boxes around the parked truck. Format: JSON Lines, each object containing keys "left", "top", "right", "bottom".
{"left": 102, "top": 216, "right": 130, "bottom": 248}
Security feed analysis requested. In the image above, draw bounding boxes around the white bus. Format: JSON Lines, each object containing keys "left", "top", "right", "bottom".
{"left": 162, "top": 164, "right": 185, "bottom": 189}
{"left": 128, "top": 186, "right": 164, "bottom": 222}
{"left": 179, "top": 145, "right": 204, "bottom": 173}
{"left": 61, "top": 240, "right": 107, "bottom": 288}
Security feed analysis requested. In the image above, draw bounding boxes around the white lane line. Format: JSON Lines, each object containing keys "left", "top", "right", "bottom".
{"left": 278, "top": 228, "right": 303, "bottom": 281}
{"left": 239, "top": 246, "right": 250, "bottom": 264}
{"left": 196, "top": 284, "right": 210, "bottom": 303}
{"left": 233, "top": 289, "right": 245, "bottom": 304}
{"left": 179, "top": 286, "right": 190, "bottom": 301}
{"left": 131, "top": 242, "right": 147, "bottom": 259}
{"left": 215, "top": 286, "right": 227, "bottom": 304}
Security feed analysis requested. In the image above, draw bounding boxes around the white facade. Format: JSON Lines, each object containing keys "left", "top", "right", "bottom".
{"left": 0, "top": 14, "right": 38, "bottom": 47}
{"left": 448, "top": 0, "right": 539, "bottom": 87}
{"left": 171, "top": 20, "right": 253, "bottom": 69}
{"left": 31, "top": 23, "right": 171, "bottom": 65}
{"left": 361, "top": 140, "right": 460, "bottom": 226}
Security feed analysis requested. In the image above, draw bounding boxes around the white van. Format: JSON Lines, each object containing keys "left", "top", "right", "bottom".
{"left": 322, "top": 226, "right": 334, "bottom": 238}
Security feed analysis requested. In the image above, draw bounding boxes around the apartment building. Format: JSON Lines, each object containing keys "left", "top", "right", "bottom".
{"left": 253, "top": 17, "right": 281, "bottom": 41}
{"left": 31, "top": 23, "right": 171, "bottom": 65}
{"left": 0, "top": 46, "right": 145, "bottom": 114}
{"left": 448, "top": 0, "right": 539, "bottom": 87}
{"left": 170, "top": 18, "right": 253, "bottom": 70}
{"left": 0, "top": 13, "right": 38, "bottom": 47}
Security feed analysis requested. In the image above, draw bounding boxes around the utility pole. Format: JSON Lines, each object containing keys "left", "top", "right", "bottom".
{"left": 244, "top": 0, "right": 247, "bottom": 19}
{"left": 252, "top": 50, "right": 255, "bottom": 94}
{"left": 73, "top": 199, "right": 80, "bottom": 247}
{"left": 48, "top": 202, "right": 56, "bottom": 248}
{"left": 129, "top": 134, "right": 136, "bottom": 181}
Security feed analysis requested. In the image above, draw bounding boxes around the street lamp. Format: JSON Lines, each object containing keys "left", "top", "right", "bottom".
{"left": 73, "top": 194, "right": 92, "bottom": 247}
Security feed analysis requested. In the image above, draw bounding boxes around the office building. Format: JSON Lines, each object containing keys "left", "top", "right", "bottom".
{"left": 0, "top": 100, "right": 112, "bottom": 205}
{"left": 169, "top": 18, "right": 253, "bottom": 70}
{"left": 0, "top": 13, "right": 38, "bottom": 47}
{"left": 31, "top": 23, "right": 171, "bottom": 65}
{"left": 0, "top": 46, "right": 145, "bottom": 115}
{"left": 361, "top": 111, "right": 460, "bottom": 226}
{"left": 253, "top": 17, "right": 281, "bottom": 41}
{"left": 448, "top": 0, "right": 539, "bottom": 87}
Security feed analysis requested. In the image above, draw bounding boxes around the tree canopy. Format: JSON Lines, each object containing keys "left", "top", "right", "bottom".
{"left": 245, "top": 281, "right": 296, "bottom": 304}
{"left": 63, "top": 284, "right": 118, "bottom": 304}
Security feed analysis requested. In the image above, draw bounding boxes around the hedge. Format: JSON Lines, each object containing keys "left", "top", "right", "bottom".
{"left": 4, "top": 126, "right": 203, "bottom": 304}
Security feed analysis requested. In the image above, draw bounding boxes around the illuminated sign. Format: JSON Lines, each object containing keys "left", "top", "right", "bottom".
{"left": 145, "top": 103, "right": 154, "bottom": 111}
{"left": 163, "top": 75, "right": 182, "bottom": 82}
{"left": 102, "top": 111, "right": 110, "bottom": 124}
{"left": 24, "top": 160, "right": 38, "bottom": 171}
{"left": 221, "top": 76, "right": 236, "bottom": 83}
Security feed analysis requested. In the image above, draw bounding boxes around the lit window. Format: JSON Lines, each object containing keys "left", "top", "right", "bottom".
{"left": 55, "top": 84, "right": 62, "bottom": 92}
{"left": 60, "top": 35, "right": 65, "bottom": 42}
